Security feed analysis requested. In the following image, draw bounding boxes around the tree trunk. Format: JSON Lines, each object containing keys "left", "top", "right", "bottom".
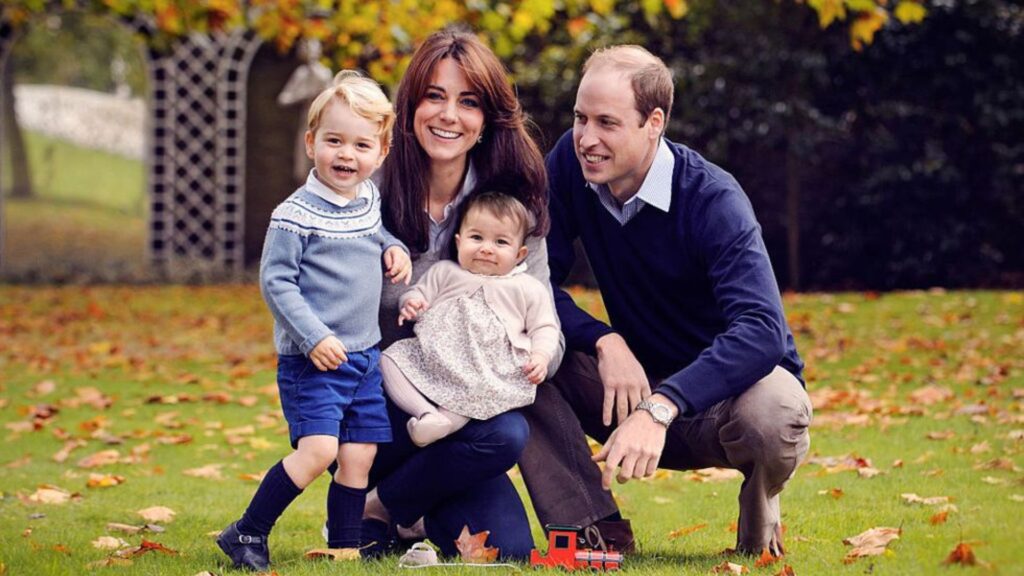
{"left": 1, "top": 59, "right": 33, "bottom": 199}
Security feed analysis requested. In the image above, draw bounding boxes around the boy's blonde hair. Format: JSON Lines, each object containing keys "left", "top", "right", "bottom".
{"left": 307, "top": 70, "right": 395, "bottom": 148}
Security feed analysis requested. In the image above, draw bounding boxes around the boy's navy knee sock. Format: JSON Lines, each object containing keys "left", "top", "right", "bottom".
{"left": 237, "top": 460, "right": 303, "bottom": 536}
{"left": 326, "top": 482, "right": 367, "bottom": 548}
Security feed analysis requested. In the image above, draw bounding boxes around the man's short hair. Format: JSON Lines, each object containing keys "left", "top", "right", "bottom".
{"left": 307, "top": 70, "right": 396, "bottom": 148}
{"left": 583, "top": 45, "right": 674, "bottom": 130}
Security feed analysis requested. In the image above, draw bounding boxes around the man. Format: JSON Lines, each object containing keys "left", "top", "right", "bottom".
{"left": 519, "top": 45, "right": 812, "bottom": 557}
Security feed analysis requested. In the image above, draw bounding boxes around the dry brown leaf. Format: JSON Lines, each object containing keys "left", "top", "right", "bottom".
{"left": 137, "top": 506, "right": 176, "bottom": 523}
{"left": 754, "top": 547, "right": 781, "bottom": 568}
{"left": 155, "top": 434, "right": 192, "bottom": 445}
{"left": 107, "top": 522, "right": 143, "bottom": 535}
{"left": 115, "top": 539, "right": 178, "bottom": 558}
{"left": 238, "top": 472, "right": 266, "bottom": 482}
{"left": 86, "top": 473, "right": 126, "bottom": 488}
{"left": 92, "top": 536, "right": 128, "bottom": 550}
{"left": 975, "top": 458, "right": 1019, "bottom": 472}
{"left": 304, "top": 548, "right": 361, "bottom": 561}
{"left": 842, "top": 526, "right": 901, "bottom": 563}
{"left": 711, "top": 561, "right": 749, "bottom": 574}
{"left": 857, "top": 467, "right": 882, "bottom": 478}
{"left": 184, "top": 464, "right": 224, "bottom": 480}
{"left": 689, "top": 468, "right": 743, "bottom": 482}
{"left": 28, "top": 485, "right": 72, "bottom": 504}
{"left": 818, "top": 488, "right": 844, "bottom": 499}
{"left": 909, "top": 384, "right": 954, "bottom": 405}
{"left": 77, "top": 449, "right": 120, "bottom": 469}
{"left": 4, "top": 455, "right": 32, "bottom": 469}
{"left": 32, "top": 380, "right": 57, "bottom": 396}
{"left": 52, "top": 440, "right": 87, "bottom": 463}
{"left": 6, "top": 421, "right": 34, "bottom": 433}
{"left": 930, "top": 511, "right": 949, "bottom": 525}
{"left": 901, "top": 493, "right": 950, "bottom": 505}
{"left": 455, "top": 525, "right": 498, "bottom": 564}
{"left": 773, "top": 565, "right": 796, "bottom": 576}
{"left": 926, "top": 430, "right": 955, "bottom": 441}
{"left": 943, "top": 542, "right": 976, "bottom": 566}
{"left": 668, "top": 523, "right": 708, "bottom": 540}
{"left": 223, "top": 425, "right": 255, "bottom": 437}
{"left": 970, "top": 442, "right": 991, "bottom": 454}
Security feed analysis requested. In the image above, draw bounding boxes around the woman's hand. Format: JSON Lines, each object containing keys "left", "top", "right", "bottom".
{"left": 384, "top": 246, "right": 413, "bottom": 285}
{"left": 310, "top": 336, "right": 348, "bottom": 371}
{"left": 523, "top": 352, "right": 550, "bottom": 384}
{"left": 398, "top": 298, "right": 429, "bottom": 326}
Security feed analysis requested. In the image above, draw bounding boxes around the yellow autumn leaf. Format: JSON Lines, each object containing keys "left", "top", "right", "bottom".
{"left": 850, "top": 8, "right": 889, "bottom": 51}
{"left": 665, "top": 0, "right": 689, "bottom": 19}
{"left": 810, "top": 0, "right": 846, "bottom": 28}
{"left": 894, "top": 1, "right": 926, "bottom": 24}
{"left": 305, "top": 548, "right": 362, "bottom": 561}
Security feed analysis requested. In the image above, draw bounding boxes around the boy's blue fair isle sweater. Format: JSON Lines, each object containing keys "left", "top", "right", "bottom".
{"left": 260, "top": 178, "right": 405, "bottom": 356}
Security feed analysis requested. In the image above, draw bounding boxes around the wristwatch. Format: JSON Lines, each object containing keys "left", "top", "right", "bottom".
{"left": 636, "top": 399, "right": 675, "bottom": 427}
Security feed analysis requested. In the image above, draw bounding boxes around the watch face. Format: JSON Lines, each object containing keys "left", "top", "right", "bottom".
{"left": 651, "top": 404, "right": 671, "bottom": 421}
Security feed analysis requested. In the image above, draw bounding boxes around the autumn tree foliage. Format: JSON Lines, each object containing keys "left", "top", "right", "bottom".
{"left": 1, "top": 0, "right": 927, "bottom": 85}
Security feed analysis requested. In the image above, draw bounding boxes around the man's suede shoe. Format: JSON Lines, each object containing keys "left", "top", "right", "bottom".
{"left": 217, "top": 521, "right": 270, "bottom": 571}
{"left": 581, "top": 518, "right": 637, "bottom": 554}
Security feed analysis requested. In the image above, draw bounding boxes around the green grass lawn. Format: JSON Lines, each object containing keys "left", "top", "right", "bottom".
{"left": 2, "top": 131, "right": 147, "bottom": 280}
{"left": 0, "top": 288, "right": 1022, "bottom": 575}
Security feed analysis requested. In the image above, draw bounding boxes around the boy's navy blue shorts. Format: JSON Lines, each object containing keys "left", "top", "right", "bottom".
{"left": 276, "top": 346, "right": 392, "bottom": 448}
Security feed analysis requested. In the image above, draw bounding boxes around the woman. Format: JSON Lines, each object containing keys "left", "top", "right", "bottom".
{"left": 362, "top": 27, "right": 563, "bottom": 559}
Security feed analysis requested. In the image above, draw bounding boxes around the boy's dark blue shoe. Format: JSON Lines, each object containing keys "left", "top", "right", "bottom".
{"left": 217, "top": 521, "right": 270, "bottom": 571}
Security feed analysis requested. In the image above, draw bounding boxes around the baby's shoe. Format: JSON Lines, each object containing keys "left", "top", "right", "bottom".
{"left": 398, "top": 542, "right": 439, "bottom": 567}
{"left": 407, "top": 412, "right": 451, "bottom": 447}
{"left": 217, "top": 521, "right": 270, "bottom": 571}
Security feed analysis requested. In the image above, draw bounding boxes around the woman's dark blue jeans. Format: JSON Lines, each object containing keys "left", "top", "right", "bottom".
{"left": 369, "top": 399, "right": 534, "bottom": 559}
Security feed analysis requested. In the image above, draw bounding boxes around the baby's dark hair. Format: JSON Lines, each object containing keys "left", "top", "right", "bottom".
{"left": 459, "top": 191, "right": 533, "bottom": 243}
{"left": 458, "top": 177, "right": 536, "bottom": 241}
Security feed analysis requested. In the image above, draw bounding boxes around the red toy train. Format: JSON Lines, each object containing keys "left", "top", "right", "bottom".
{"left": 529, "top": 525, "right": 623, "bottom": 571}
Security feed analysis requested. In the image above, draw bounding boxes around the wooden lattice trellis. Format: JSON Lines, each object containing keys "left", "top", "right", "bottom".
{"left": 146, "top": 30, "right": 262, "bottom": 271}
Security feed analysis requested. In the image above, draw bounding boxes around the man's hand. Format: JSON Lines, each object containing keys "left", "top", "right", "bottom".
{"left": 398, "top": 298, "right": 429, "bottom": 326}
{"left": 595, "top": 333, "right": 651, "bottom": 426}
{"left": 591, "top": 394, "right": 676, "bottom": 489}
{"left": 523, "top": 352, "right": 550, "bottom": 384}
{"left": 310, "top": 336, "right": 347, "bottom": 371}
{"left": 383, "top": 246, "right": 412, "bottom": 285}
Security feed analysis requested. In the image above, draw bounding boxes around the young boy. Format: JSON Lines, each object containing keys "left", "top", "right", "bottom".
{"left": 217, "top": 70, "right": 411, "bottom": 571}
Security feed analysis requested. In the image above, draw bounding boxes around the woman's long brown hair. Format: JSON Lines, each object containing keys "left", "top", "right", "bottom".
{"left": 379, "top": 26, "right": 548, "bottom": 254}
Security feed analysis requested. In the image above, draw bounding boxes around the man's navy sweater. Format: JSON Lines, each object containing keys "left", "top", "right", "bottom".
{"left": 546, "top": 130, "right": 804, "bottom": 415}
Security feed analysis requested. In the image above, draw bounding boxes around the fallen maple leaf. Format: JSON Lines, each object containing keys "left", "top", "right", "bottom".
{"left": 930, "top": 511, "right": 949, "bottom": 525}
{"left": 857, "top": 467, "right": 882, "bottom": 478}
{"left": 86, "top": 473, "right": 126, "bottom": 488}
{"left": 305, "top": 548, "right": 361, "bottom": 561}
{"left": 115, "top": 539, "right": 178, "bottom": 558}
{"left": 77, "top": 449, "right": 120, "bottom": 469}
{"left": 184, "top": 464, "right": 224, "bottom": 480}
{"left": 32, "top": 380, "right": 57, "bottom": 396}
{"left": 754, "top": 547, "right": 781, "bottom": 567}
{"left": 28, "top": 485, "right": 72, "bottom": 504}
{"left": 455, "top": 525, "right": 498, "bottom": 564}
{"left": 137, "top": 506, "right": 176, "bottom": 523}
{"left": 818, "top": 488, "right": 844, "bottom": 499}
{"left": 926, "top": 430, "right": 955, "bottom": 441}
{"left": 943, "top": 542, "right": 976, "bottom": 566}
{"left": 842, "top": 526, "right": 901, "bottom": 563}
{"left": 901, "top": 493, "right": 950, "bottom": 506}
{"left": 711, "top": 560, "right": 749, "bottom": 574}
{"left": 774, "top": 565, "right": 796, "bottom": 576}
{"left": 92, "top": 536, "right": 128, "bottom": 550}
{"left": 909, "top": 384, "right": 954, "bottom": 405}
{"left": 668, "top": 523, "right": 708, "bottom": 540}
{"left": 107, "top": 522, "right": 143, "bottom": 534}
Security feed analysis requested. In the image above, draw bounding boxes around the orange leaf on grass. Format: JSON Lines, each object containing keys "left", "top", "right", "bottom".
{"left": 774, "top": 565, "right": 796, "bottom": 576}
{"left": 137, "top": 506, "right": 176, "bottom": 523}
{"left": 943, "top": 542, "right": 976, "bottom": 566}
{"left": 842, "top": 526, "right": 901, "bottom": 563}
{"left": 305, "top": 548, "right": 361, "bottom": 561}
{"left": 455, "top": 525, "right": 498, "bottom": 564}
{"left": 711, "top": 560, "right": 749, "bottom": 574}
{"left": 86, "top": 473, "right": 126, "bottom": 488}
{"left": 668, "top": 523, "right": 708, "bottom": 540}
{"left": 115, "top": 539, "right": 178, "bottom": 558}
{"left": 754, "top": 547, "right": 781, "bottom": 568}
{"left": 930, "top": 511, "right": 949, "bottom": 525}
{"left": 77, "top": 449, "right": 120, "bottom": 468}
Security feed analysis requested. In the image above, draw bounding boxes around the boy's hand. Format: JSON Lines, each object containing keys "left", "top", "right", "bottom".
{"left": 384, "top": 247, "right": 412, "bottom": 285}
{"left": 398, "top": 298, "right": 429, "bottom": 326}
{"left": 523, "top": 352, "right": 550, "bottom": 384}
{"left": 310, "top": 336, "right": 347, "bottom": 371}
